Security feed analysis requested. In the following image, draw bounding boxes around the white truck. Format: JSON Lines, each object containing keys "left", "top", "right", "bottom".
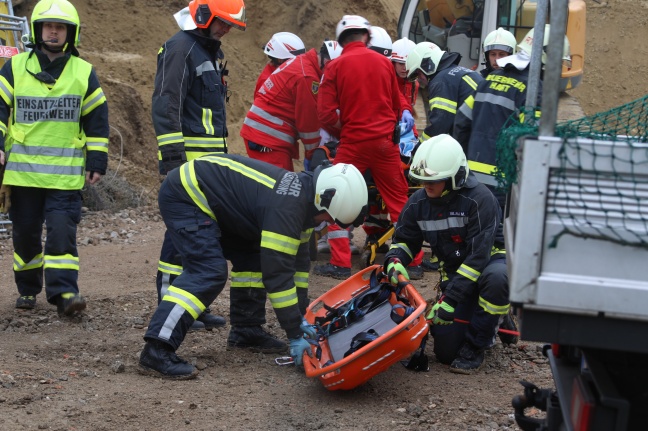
{"left": 502, "top": 4, "right": 648, "bottom": 428}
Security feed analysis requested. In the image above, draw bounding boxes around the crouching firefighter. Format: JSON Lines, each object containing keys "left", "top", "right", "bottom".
{"left": 139, "top": 154, "right": 367, "bottom": 379}
{"left": 383, "top": 135, "right": 510, "bottom": 374}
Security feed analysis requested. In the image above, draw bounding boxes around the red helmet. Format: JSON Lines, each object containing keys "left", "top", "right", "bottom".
{"left": 188, "top": 0, "right": 246, "bottom": 31}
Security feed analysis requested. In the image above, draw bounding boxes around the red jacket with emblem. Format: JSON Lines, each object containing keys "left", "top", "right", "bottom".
{"left": 253, "top": 63, "right": 277, "bottom": 98}
{"left": 317, "top": 41, "right": 401, "bottom": 144}
{"left": 240, "top": 49, "right": 322, "bottom": 159}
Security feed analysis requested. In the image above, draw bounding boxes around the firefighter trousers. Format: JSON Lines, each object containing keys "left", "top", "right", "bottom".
{"left": 9, "top": 186, "right": 82, "bottom": 304}
{"left": 147, "top": 188, "right": 228, "bottom": 349}
{"left": 431, "top": 256, "right": 509, "bottom": 364}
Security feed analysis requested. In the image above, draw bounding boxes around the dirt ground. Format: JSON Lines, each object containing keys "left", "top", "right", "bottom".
{"left": 0, "top": 0, "right": 644, "bottom": 430}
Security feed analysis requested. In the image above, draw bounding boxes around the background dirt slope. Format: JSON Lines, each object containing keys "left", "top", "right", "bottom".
{"left": 0, "top": 0, "right": 645, "bottom": 430}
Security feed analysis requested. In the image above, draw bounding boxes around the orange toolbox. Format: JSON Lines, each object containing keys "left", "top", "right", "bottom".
{"left": 303, "top": 265, "right": 429, "bottom": 390}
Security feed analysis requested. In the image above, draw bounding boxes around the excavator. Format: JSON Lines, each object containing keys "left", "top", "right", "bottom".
{"left": 397, "top": 0, "right": 585, "bottom": 91}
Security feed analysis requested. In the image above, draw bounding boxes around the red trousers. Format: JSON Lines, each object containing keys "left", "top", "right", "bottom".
{"left": 328, "top": 138, "right": 409, "bottom": 268}
{"left": 245, "top": 139, "right": 294, "bottom": 171}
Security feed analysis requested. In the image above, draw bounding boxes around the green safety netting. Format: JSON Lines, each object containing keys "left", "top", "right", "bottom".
{"left": 495, "top": 94, "right": 648, "bottom": 248}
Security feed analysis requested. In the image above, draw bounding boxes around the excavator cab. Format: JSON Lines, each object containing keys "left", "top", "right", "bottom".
{"left": 397, "top": 0, "right": 585, "bottom": 91}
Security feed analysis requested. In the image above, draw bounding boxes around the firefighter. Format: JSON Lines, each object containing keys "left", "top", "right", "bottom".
{"left": 384, "top": 135, "right": 509, "bottom": 374}
{"left": 0, "top": 0, "right": 109, "bottom": 315}
{"left": 241, "top": 39, "right": 327, "bottom": 172}
{"left": 152, "top": 0, "right": 246, "bottom": 332}
{"left": 254, "top": 32, "right": 305, "bottom": 97}
{"left": 454, "top": 25, "right": 570, "bottom": 211}
{"left": 315, "top": 15, "right": 408, "bottom": 279}
{"left": 480, "top": 27, "right": 517, "bottom": 78}
{"left": 405, "top": 42, "right": 483, "bottom": 142}
{"left": 139, "top": 155, "right": 368, "bottom": 379}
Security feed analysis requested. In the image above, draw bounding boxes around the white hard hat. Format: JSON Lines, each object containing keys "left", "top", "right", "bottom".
{"left": 483, "top": 27, "right": 517, "bottom": 54}
{"left": 409, "top": 134, "right": 469, "bottom": 190}
{"left": 335, "top": 15, "right": 370, "bottom": 43}
{"left": 314, "top": 163, "right": 368, "bottom": 227}
{"left": 518, "top": 24, "right": 571, "bottom": 66}
{"left": 263, "top": 32, "right": 306, "bottom": 60}
{"left": 405, "top": 41, "right": 443, "bottom": 80}
{"left": 368, "top": 26, "right": 392, "bottom": 57}
{"left": 321, "top": 39, "right": 343, "bottom": 60}
{"left": 391, "top": 37, "right": 416, "bottom": 63}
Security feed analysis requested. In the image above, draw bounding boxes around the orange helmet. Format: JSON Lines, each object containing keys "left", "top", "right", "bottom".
{"left": 188, "top": 0, "right": 246, "bottom": 31}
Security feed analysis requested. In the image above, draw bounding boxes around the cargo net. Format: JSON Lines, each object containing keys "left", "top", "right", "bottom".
{"left": 495, "top": 94, "right": 648, "bottom": 248}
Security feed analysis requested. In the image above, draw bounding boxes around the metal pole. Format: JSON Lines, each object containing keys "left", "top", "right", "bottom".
{"left": 524, "top": 0, "right": 549, "bottom": 114}
{"left": 539, "top": 0, "right": 569, "bottom": 137}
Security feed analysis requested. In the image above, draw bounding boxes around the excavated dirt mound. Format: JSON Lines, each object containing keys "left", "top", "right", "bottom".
{"left": 0, "top": 0, "right": 642, "bottom": 430}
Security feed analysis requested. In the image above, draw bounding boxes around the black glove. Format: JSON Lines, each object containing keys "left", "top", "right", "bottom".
{"left": 160, "top": 151, "right": 187, "bottom": 175}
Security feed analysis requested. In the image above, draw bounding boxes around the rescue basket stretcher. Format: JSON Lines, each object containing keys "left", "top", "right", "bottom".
{"left": 303, "top": 265, "right": 429, "bottom": 390}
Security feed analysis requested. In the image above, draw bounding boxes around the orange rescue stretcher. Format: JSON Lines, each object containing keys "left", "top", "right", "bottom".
{"left": 303, "top": 265, "right": 429, "bottom": 390}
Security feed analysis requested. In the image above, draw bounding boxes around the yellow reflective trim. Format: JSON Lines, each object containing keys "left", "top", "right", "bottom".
{"left": 230, "top": 271, "right": 264, "bottom": 288}
{"left": 300, "top": 229, "right": 313, "bottom": 243}
{"left": 457, "top": 263, "right": 480, "bottom": 282}
{"left": 261, "top": 230, "right": 300, "bottom": 255}
{"left": 157, "top": 132, "right": 184, "bottom": 145}
{"left": 294, "top": 271, "right": 309, "bottom": 288}
{"left": 0, "top": 75, "right": 13, "bottom": 106}
{"left": 468, "top": 160, "right": 497, "bottom": 175}
{"left": 478, "top": 296, "right": 510, "bottom": 315}
{"left": 462, "top": 75, "right": 478, "bottom": 90}
{"left": 179, "top": 161, "right": 217, "bottom": 220}
{"left": 429, "top": 97, "right": 457, "bottom": 114}
{"left": 202, "top": 108, "right": 214, "bottom": 135}
{"left": 389, "top": 242, "right": 413, "bottom": 260}
{"left": 81, "top": 88, "right": 106, "bottom": 116}
{"left": 158, "top": 260, "right": 182, "bottom": 275}
{"left": 268, "top": 287, "right": 298, "bottom": 309}
{"left": 13, "top": 252, "right": 43, "bottom": 271}
{"left": 201, "top": 155, "right": 276, "bottom": 189}
{"left": 491, "top": 246, "right": 507, "bottom": 256}
{"left": 43, "top": 254, "right": 80, "bottom": 270}
{"left": 163, "top": 286, "right": 205, "bottom": 319}
{"left": 465, "top": 94, "right": 475, "bottom": 109}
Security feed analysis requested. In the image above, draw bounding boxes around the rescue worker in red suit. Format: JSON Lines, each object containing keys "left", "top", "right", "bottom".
{"left": 314, "top": 15, "right": 409, "bottom": 279}
{"left": 241, "top": 43, "right": 325, "bottom": 171}
{"left": 138, "top": 155, "right": 368, "bottom": 379}
{"left": 253, "top": 32, "right": 305, "bottom": 97}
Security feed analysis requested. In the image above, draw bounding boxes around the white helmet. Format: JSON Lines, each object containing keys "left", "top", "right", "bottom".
{"left": 314, "top": 163, "right": 368, "bottom": 227}
{"left": 335, "top": 15, "right": 370, "bottom": 43}
{"left": 405, "top": 42, "right": 443, "bottom": 81}
{"left": 483, "top": 28, "right": 517, "bottom": 54}
{"left": 391, "top": 37, "right": 416, "bottom": 63}
{"left": 320, "top": 39, "right": 343, "bottom": 60}
{"left": 263, "top": 32, "right": 306, "bottom": 60}
{"left": 517, "top": 24, "right": 571, "bottom": 66}
{"left": 368, "top": 26, "right": 392, "bottom": 57}
{"left": 409, "top": 134, "right": 469, "bottom": 190}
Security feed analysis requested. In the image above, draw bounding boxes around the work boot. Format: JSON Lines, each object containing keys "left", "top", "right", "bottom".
{"left": 449, "top": 342, "right": 485, "bottom": 374}
{"left": 138, "top": 339, "right": 198, "bottom": 380}
{"left": 498, "top": 311, "right": 519, "bottom": 345}
{"left": 313, "top": 263, "right": 351, "bottom": 280}
{"left": 15, "top": 295, "right": 36, "bottom": 310}
{"left": 408, "top": 265, "right": 424, "bottom": 280}
{"left": 188, "top": 320, "right": 206, "bottom": 332}
{"left": 227, "top": 326, "right": 288, "bottom": 353}
{"left": 421, "top": 255, "right": 440, "bottom": 272}
{"left": 197, "top": 308, "right": 226, "bottom": 330}
{"left": 56, "top": 293, "right": 86, "bottom": 316}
